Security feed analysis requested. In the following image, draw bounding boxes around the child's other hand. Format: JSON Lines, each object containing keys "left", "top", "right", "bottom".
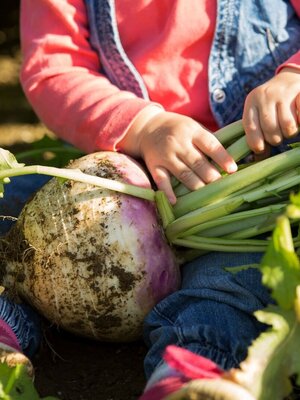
{"left": 243, "top": 67, "right": 300, "bottom": 153}
{"left": 121, "top": 108, "right": 237, "bottom": 204}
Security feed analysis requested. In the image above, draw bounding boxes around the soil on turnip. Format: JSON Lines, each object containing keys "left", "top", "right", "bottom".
{"left": 0, "top": 3, "right": 147, "bottom": 398}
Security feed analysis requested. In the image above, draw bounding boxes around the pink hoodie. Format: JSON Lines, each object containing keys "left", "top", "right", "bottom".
{"left": 20, "top": 0, "right": 300, "bottom": 153}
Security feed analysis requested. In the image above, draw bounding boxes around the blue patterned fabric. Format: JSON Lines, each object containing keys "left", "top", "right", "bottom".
{"left": 0, "top": 296, "right": 41, "bottom": 357}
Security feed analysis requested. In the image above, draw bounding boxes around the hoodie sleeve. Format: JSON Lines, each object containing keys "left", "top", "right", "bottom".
{"left": 20, "top": 0, "right": 154, "bottom": 152}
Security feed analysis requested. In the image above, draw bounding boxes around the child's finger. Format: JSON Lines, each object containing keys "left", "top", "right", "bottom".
{"left": 257, "top": 104, "right": 283, "bottom": 146}
{"left": 161, "top": 157, "right": 206, "bottom": 192}
{"left": 179, "top": 147, "right": 222, "bottom": 184}
{"left": 193, "top": 132, "right": 237, "bottom": 174}
{"left": 277, "top": 101, "right": 299, "bottom": 138}
{"left": 243, "top": 106, "right": 265, "bottom": 153}
{"left": 150, "top": 166, "right": 178, "bottom": 205}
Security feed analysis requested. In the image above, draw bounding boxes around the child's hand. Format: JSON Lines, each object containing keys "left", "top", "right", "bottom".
{"left": 120, "top": 108, "right": 237, "bottom": 204}
{"left": 243, "top": 67, "right": 300, "bottom": 153}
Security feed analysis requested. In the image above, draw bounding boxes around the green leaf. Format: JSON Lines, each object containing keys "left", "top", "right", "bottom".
{"left": 15, "top": 136, "right": 84, "bottom": 168}
{"left": 0, "top": 149, "right": 24, "bottom": 171}
{"left": 155, "top": 190, "right": 175, "bottom": 228}
{"left": 290, "top": 191, "right": 300, "bottom": 207}
{"left": 0, "top": 149, "right": 25, "bottom": 197}
{"left": 286, "top": 192, "right": 300, "bottom": 219}
{"left": 260, "top": 215, "right": 300, "bottom": 309}
{"left": 231, "top": 302, "right": 300, "bottom": 400}
{"left": 0, "top": 363, "right": 60, "bottom": 400}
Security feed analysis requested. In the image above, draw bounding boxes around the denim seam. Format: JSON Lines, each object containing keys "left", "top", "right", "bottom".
{"left": 154, "top": 301, "right": 239, "bottom": 368}
{"left": 152, "top": 306, "right": 177, "bottom": 328}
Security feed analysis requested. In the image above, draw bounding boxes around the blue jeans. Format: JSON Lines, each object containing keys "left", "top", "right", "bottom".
{"left": 143, "top": 251, "right": 272, "bottom": 383}
{"left": 143, "top": 138, "right": 299, "bottom": 385}
{"left": 0, "top": 175, "right": 51, "bottom": 356}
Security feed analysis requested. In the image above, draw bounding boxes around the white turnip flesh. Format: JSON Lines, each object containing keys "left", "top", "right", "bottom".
{"left": 3, "top": 152, "right": 180, "bottom": 342}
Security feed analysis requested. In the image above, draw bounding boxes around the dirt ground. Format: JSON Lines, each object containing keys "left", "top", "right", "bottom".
{"left": 34, "top": 327, "right": 147, "bottom": 400}
{"left": 0, "top": 2, "right": 147, "bottom": 399}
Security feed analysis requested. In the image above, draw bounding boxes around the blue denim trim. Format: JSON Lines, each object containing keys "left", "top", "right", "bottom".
{"left": 84, "top": 0, "right": 149, "bottom": 99}
{"left": 0, "top": 296, "right": 41, "bottom": 357}
{"left": 143, "top": 251, "right": 271, "bottom": 379}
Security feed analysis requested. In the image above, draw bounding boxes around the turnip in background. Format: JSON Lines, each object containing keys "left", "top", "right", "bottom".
{"left": 3, "top": 152, "right": 180, "bottom": 342}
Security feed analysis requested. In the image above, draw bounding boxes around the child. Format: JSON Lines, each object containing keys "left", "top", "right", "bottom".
{"left": 17, "top": 0, "right": 300, "bottom": 398}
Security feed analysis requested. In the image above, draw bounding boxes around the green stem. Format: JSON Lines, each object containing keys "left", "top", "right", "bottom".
{"left": 170, "top": 175, "right": 181, "bottom": 189}
{"left": 173, "top": 183, "right": 190, "bottom": 197}
{"left": 0, "top": 165, "right": 155, "bottom": 201}
{"left": 224, "top": 221, "right": 276, "bottom": 240}
{"left": 188, "top": 204, "right": 286, "bottom": 238}
{"left": 155, "top": 191, "right": 175, "bottom": 228}
{"left": 168, "top": 169, "right": 300, "bottom": 240}
{"left": 166, "top": 196, "right": 244, "bottom": 241}
{"left": 225, "top": 135, "right": 251, "bottom": 162}
{"left": 173, "top": 235, "right": 268, "bottom": 252}
{"left": 214, "top": 119, "right": 245, "bottom": 146}
{"left": 243, "top": 173, "right": 300, "bottom": 203}
{"left": 174, "top": 147, "right": 300, "bottom": 218}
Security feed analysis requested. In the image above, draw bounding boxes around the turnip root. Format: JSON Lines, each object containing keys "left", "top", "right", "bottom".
{"left": 2, "top": 152, "right": 180, "bottom": 342}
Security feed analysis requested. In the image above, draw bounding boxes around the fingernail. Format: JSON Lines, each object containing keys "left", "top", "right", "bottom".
{"left": 210, "top": 170, "right": 222, "bottom": 180}
{"left": 256, "top": 138, "right": 265, "bottom": 152}
{"left": 227, "top": 163, "right": 238, "bottom": 173}
{"left": 169, "top": 194, "right": 177, "bottom": 205}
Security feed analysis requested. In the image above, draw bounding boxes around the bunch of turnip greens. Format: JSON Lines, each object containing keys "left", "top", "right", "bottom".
{"left": 161, "top": 120, "right": 300, "bottom": 254}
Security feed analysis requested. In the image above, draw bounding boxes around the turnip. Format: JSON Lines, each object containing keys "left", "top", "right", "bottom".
{"left": 2, "top": 152, "right": 180, "bottom": 342}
